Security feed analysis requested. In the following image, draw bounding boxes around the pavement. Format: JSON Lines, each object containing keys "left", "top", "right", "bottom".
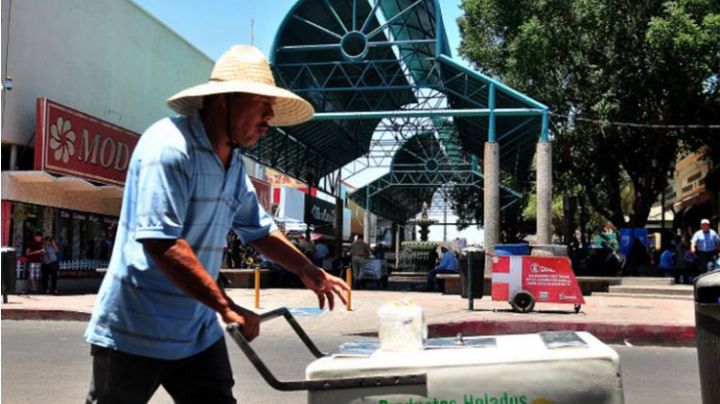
{"left": 0, "top": 286, "right": 697, "bottom": 347}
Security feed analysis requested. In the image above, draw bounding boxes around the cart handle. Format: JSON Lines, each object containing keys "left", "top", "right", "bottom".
{"left": 226, "top": 307, "right": 427, "bottom": 392}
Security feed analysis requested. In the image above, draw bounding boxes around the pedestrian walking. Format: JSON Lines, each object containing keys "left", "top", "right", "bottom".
{"left": 25, "top": 231, "right": 45, "bottom": 292}
{"left": 349, "top": 234, "right": 371, "bottom": 281}
{"left": 40, "top": 236, "right": 60, "bottom": 294}
{"left": 657, "top": 242, "right": 675, "bottom": 279}
{"left": 84, "top": 45, "right": 349, "bottom": 404}
{"left": 314, "top": 239, "right": 329, "bottom": 267}
{"left": 691, "top": 218, "right": 720, "bottom": 273}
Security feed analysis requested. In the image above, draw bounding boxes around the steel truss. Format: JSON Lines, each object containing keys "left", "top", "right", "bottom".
{"left": 254, "top": 0, "right": 548, "bottom": 222}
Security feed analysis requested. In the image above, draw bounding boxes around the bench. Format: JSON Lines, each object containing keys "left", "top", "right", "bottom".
{"left": 436, "top": 273, "right": 461, "bottom": 295}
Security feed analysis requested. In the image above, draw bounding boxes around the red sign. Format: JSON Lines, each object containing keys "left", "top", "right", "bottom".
{"left": 491, "top": 255, "right": 585, "bottom": 305}
{"left": 34, "top": 98, "right": 139, "bottom": 185}
{"left": 250, "top": 177, "right": 272, "bottom": 212}
{"left": 1, "top": 201, "right": 11, "bottom": 246}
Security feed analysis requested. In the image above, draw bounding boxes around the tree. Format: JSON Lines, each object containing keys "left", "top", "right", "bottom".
{"left": 458, "top": 0, "right": 720, "bottom": 228}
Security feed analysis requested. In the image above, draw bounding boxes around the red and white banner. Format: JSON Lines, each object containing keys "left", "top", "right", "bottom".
{"left": 34, "top": 98, "right": 139, "bottom": 185}
{"left": 492, "top": 255, "right": 585, "bottom": 305}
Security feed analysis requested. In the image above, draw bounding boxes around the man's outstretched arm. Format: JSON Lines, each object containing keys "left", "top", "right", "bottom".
{"left": 251, "top": 230, "right": 350, "bottom": 310}
{"left": 142, "top": 238, "right": 260, "bottom": 341}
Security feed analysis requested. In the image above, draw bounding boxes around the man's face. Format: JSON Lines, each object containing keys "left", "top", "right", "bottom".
{"left": 701, "top": 222, "right": 710, "bottom": 232}
{"left": 34, "top": 235, "right": 42, "bottom": 242}
{"left": 226, "top": 93, "right": 275, "bottom": 148}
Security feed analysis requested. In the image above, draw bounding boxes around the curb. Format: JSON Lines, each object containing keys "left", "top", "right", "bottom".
{"left": 1, "top": 309, "right": 91, "bottom": 322}
{"left": 429, "top": 320, "right": 696, "bottom": 347}
{"left": 1, "top": 308, "right": 696, "bottom": 347}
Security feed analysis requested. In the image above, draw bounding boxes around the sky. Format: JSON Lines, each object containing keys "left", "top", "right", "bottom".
{"left": 132, "top": 0, "right": 465, "bottom": 60}
{"left": 131, "top": 0, "right": 482, "bottom": 243}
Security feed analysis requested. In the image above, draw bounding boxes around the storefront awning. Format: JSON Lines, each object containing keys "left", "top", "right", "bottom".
{"left": 1, "top": 171, "right": 124, "bottom": 217}
{"left": 4, "top": 171, "right": 124, "bottom": 198}
{"left": 672, "top": 191, "right": 711, "bottom": 213}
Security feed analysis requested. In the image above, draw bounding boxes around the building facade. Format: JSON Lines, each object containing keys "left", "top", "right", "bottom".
{"left": 1, "top": 0, "right": 213, "bottom": 269}
{"left": 670, "top": 151, "right": 718, "bottom": 236}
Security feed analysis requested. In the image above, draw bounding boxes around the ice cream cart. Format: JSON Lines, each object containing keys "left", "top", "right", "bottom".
{"left": 228, "top": 308, "right": 623, "bottom": 404}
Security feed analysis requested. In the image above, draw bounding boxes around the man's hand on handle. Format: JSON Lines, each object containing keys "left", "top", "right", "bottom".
{"left": 298, "top": 264, "right": 350, "bottom": 311}
{"left": 222, "top": 303, "right": 261, "bottom": 341}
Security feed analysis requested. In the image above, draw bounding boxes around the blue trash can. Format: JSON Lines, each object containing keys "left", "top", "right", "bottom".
{"left": 494, "top": 243, "right": 530, "bottom": 256}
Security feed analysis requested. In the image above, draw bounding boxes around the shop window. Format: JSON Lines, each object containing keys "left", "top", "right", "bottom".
{"left": 687, "top": 171, "right": 702, "bottom": 184}
{"left": 11, "top": 203, "right": 46, "bottom": 256}
{"left": 57, "top": 210, "right": 74, "bottom": 261}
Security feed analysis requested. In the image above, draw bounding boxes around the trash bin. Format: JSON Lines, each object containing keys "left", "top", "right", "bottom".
{"left": 1, "top": 247, "right": 17, "bottom": 303}
{"left": 494, "top": 243, "right": 530, "bottom": 256}
{"left": 695, "top": 271, "right": 720, "bottom": 404}
{"left": 460, "top": 250, "right": 485, "bottom": 299}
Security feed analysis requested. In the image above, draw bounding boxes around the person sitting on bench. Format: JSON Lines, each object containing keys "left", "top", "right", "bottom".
{"left": 426, "top": 246, "right": 458, "bottom": 291}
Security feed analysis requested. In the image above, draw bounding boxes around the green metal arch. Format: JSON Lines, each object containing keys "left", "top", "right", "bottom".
{"left": 250, "top": 0, "right": 549, "bottom": 222}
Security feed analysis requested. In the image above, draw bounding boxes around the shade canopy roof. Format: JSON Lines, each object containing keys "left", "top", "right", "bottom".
{"left": 245, "top": 0, "right": 548, "bottom": 221}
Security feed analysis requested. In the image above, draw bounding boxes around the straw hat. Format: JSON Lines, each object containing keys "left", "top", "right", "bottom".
{"left": 167, "top": 45, "right": 314, "bottom": 126}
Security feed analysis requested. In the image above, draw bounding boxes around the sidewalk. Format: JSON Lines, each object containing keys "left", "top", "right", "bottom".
{"left": 0, "top": 288, "right": 696, "bottom": 346}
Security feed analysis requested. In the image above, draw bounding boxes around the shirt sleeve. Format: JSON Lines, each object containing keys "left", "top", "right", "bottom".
{"left": 691, "top": 232, "right": 701, "bottom": 245}
{"left": 133, "top": 146, "right": 191, "bottom": 241}
{"left": 232, "top": 172, "right": 278, "bottom": 244}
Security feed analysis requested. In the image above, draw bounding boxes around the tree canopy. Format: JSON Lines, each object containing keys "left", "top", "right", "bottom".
{"left": 457, "top": 0, "right": 720, "bottom": 228}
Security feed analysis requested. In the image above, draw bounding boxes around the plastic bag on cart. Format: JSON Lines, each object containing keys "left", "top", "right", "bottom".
{"left": 378, "top": 300, "right": 426, "bottom": 351}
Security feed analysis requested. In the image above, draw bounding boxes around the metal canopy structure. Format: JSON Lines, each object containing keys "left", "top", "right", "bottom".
{"left": 246, "top": 0, "right": 548, "bottom": 224}
{"left": 347, "top": 125, "right": 522, "bottom": 223}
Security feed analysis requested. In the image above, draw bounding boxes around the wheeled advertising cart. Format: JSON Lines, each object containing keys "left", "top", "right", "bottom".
{"left": 491, "top": 254, "right": 585, "bottom": 313}
{"left": 228, "top": 308, "right": 624, "bottom": 404}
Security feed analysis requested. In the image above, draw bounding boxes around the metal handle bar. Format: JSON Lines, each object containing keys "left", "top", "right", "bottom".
{"left": 226, "top": 307, "right": 427, "bottom": 392}
{"left": 261, "top": 307, "right": 325, "bottom": 358}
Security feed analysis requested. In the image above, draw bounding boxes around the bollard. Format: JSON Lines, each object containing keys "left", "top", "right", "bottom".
{"left": 694, "top": 271, "right": 720, "bottom": 403}
{"left": 254, "top": 267, "right": 260, "bottom": 309}
{"left": 346, "top": 266, "right": 352, "bottom": 311}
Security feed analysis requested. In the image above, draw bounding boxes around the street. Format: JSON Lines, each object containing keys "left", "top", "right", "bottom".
{"left": 1, "top": 320, "right": 701, "bottom": 404}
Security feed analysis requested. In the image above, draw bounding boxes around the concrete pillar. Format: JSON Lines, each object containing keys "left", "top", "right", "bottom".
{"left": 536, "top": 141, "right": 552, "bottom": 245}
{"left": 395, "top": 224, "right": 401, "bottom": 269}
{"left": 484, "top": 142, "right": 500, "bottom": 275}
{"left": 363, "top": 210, "right": 370, "bottom": 243}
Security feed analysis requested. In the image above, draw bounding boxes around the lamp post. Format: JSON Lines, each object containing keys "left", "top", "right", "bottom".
{"left": 2, "top": 75, "right": 16, "bottom": 170}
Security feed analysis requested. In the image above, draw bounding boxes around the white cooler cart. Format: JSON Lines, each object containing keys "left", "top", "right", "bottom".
{"left": 228, "top": 308, "right": 625, "bottom": 404}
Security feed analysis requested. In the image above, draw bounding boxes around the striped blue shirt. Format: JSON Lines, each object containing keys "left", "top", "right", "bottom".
{"left": 692, "top": 229, "right": 719, "bottom": 252}
{"left": 85, "top": 114, "right": 277, "bottom": 360}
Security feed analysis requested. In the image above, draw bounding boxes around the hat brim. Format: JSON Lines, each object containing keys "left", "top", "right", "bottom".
{"left": 167, "top": 80, "right": 315, "bottom": 127}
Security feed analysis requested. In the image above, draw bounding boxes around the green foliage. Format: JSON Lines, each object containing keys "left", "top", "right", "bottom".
{"left": 451, "top": 185, "right": 483, "bottom": 231}
{"left": 521, "top": 192, "right": 563, "bottom": 231}
{"left": 458, "top": 0, "right": 720, "bottom": 228}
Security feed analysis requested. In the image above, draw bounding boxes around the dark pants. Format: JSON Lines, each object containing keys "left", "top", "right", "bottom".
{"left": 86, "top": 338, "right": 235, "bottom": 404}
{"left": 696, "top": 251, "right": 716, "bottom": 273}
{"left": 426, "top": 268, "right": 457, "bottom": 291}
{"left": 677, "top": 265, "right": 697, "bottom": 285}
{"left": 41, "top": 261, "right": 59, "bottom": 292}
